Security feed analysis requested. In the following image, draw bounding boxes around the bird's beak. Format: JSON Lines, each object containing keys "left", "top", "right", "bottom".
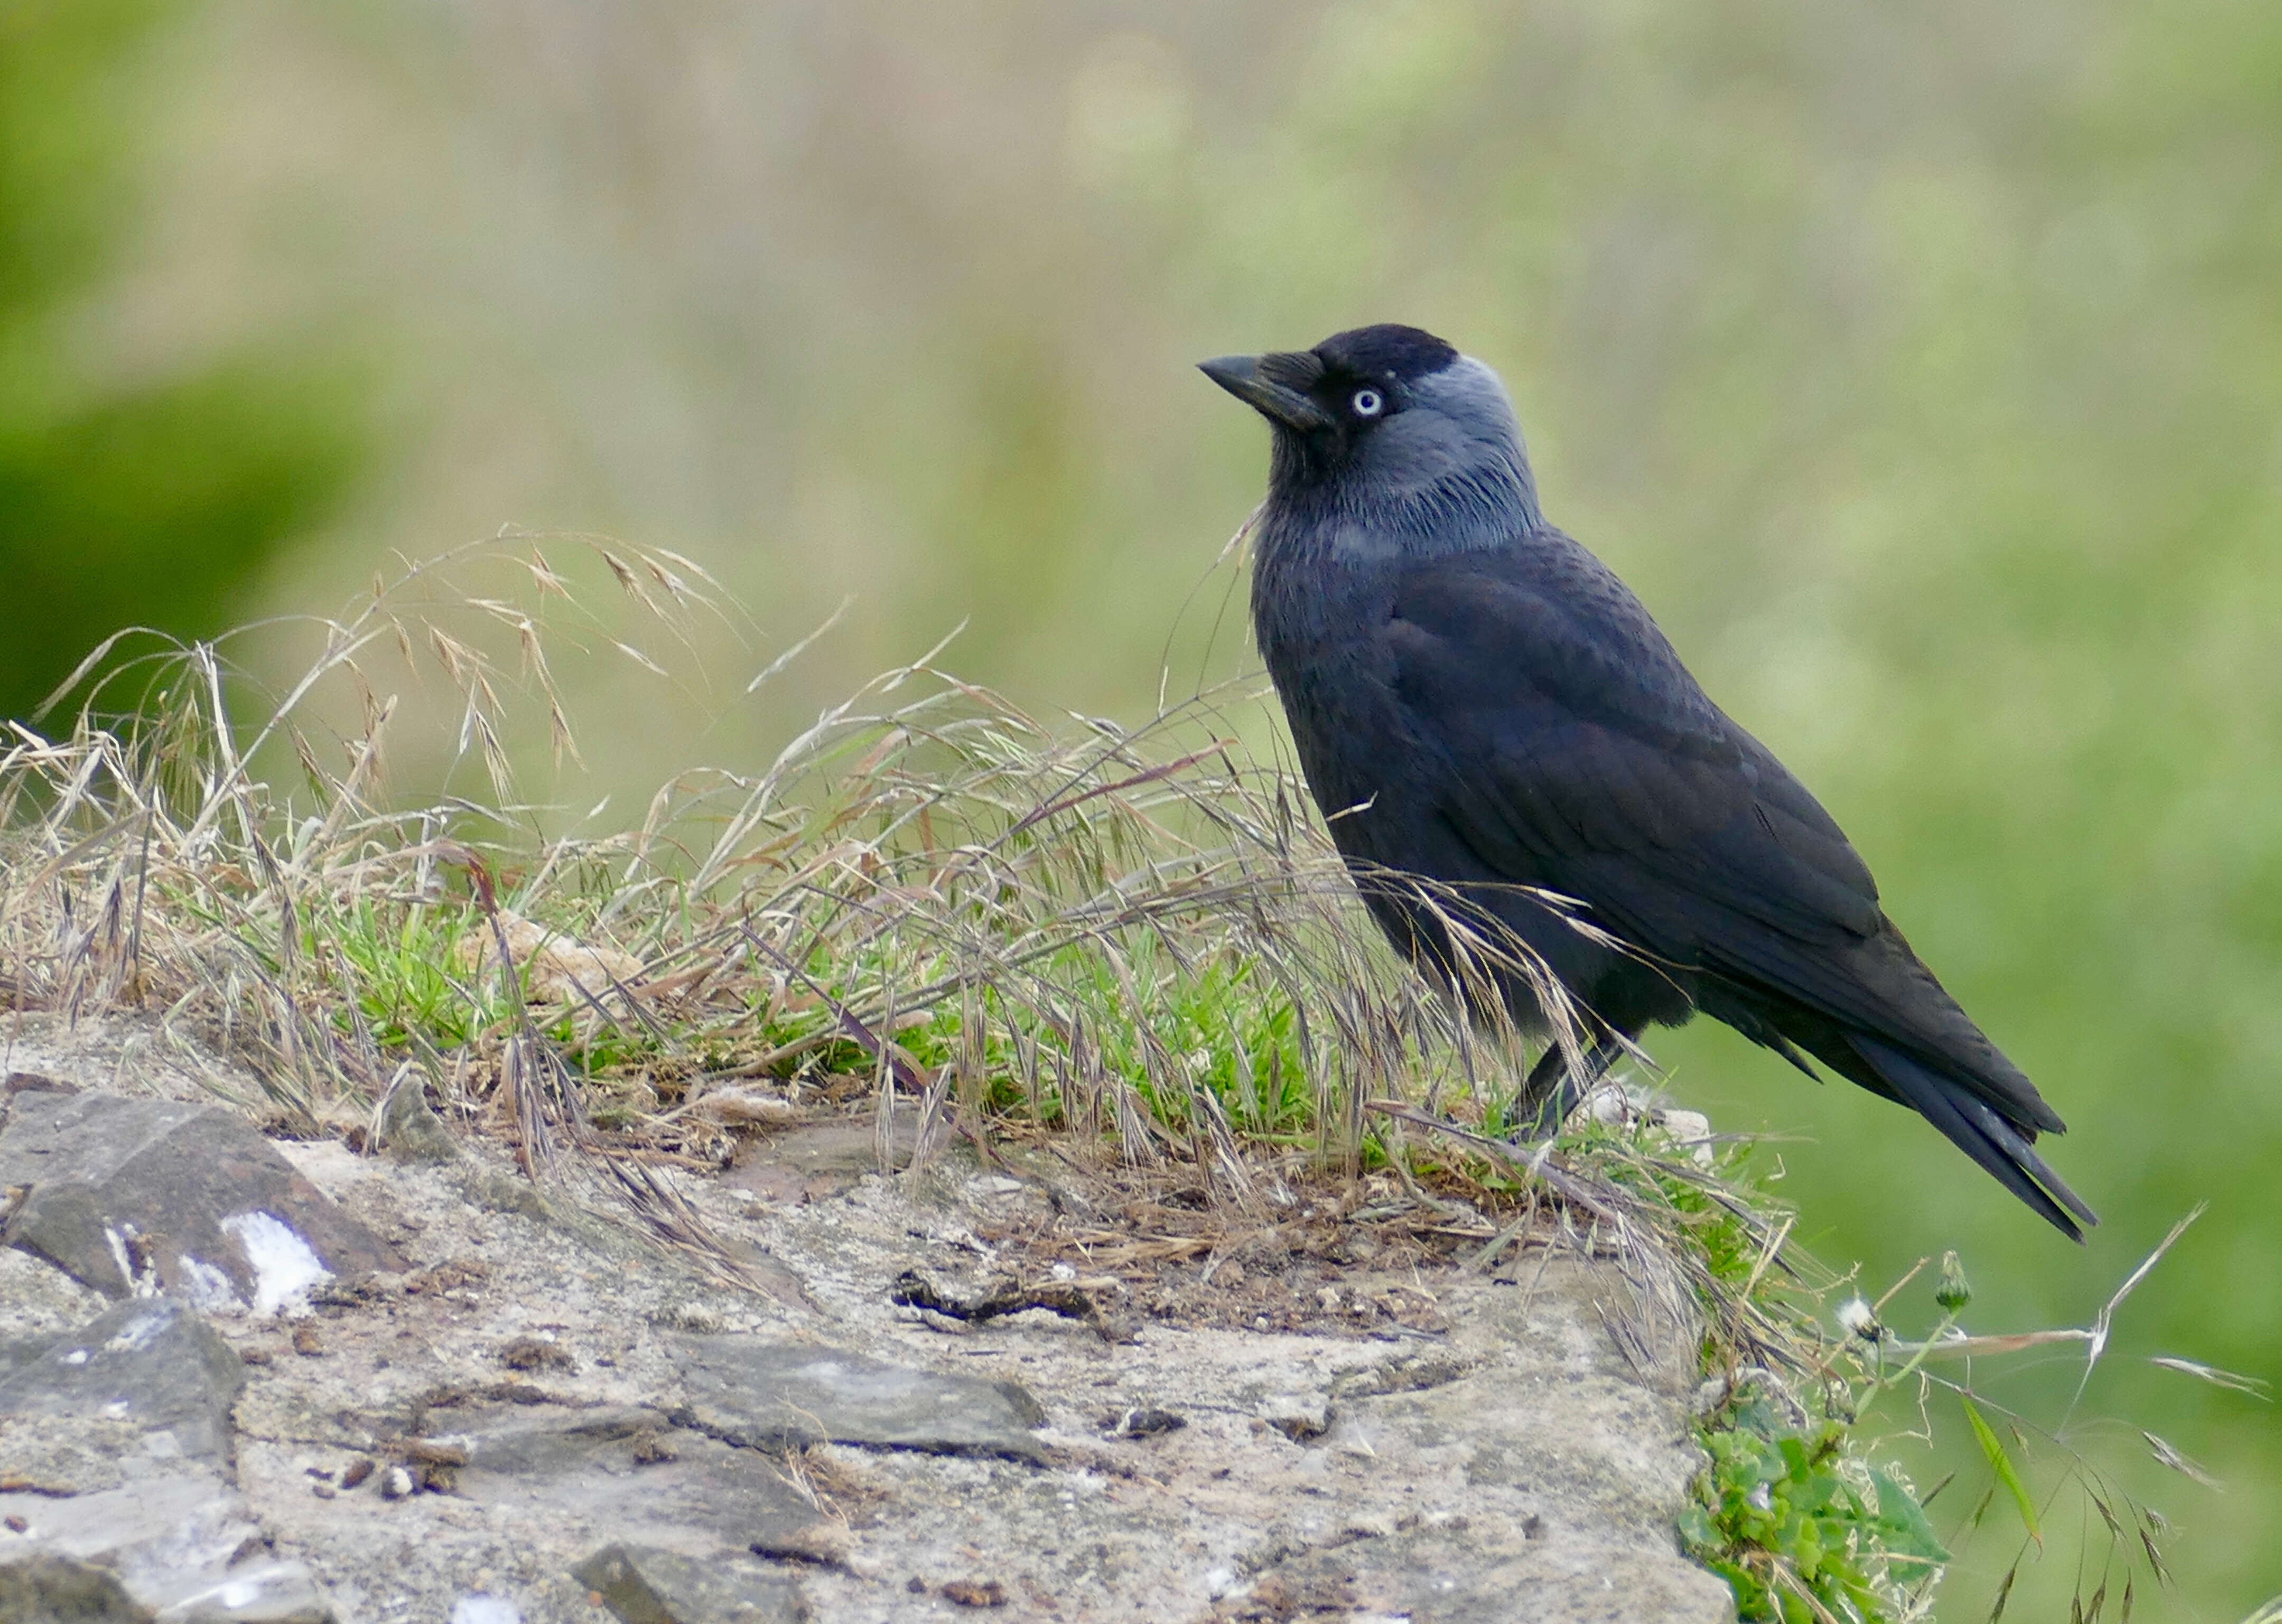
{"left": 1198, "top": 352, "right": 1335, "bottom": 432}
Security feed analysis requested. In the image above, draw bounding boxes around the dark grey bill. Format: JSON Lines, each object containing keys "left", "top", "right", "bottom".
{"left": 1198, "top": 353, "right": 1335, "bottom": 432}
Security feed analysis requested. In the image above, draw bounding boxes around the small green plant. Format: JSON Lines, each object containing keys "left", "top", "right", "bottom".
{"left": 1682, "top": 1378, "right": 1949, "bottom": 1624}
{"left": 1668, "top": 1203, "right": 2243, "bottom": 1624}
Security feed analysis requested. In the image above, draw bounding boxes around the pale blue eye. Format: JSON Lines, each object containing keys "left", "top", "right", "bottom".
{"left": 1351, "top": 388, "right": 1384, "bottom": 417}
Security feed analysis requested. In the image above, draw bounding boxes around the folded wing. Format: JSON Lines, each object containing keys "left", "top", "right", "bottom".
{"left": 1380, "top": 542, "right": 2093, "bottom": 1236}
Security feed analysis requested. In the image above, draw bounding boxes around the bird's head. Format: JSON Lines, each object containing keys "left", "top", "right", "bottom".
{"left": 1200, "top": 324, "right": 1539, "bottom": 525}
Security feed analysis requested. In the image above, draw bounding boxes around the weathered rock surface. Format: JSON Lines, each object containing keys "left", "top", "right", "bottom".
{"left": 0, "top": 1029, "right": 1734, "bottom": 1624}
{"left": 722, "top": 1112, "right": 916, "bottom": 1205}
{"left": 443, "top": 1399, "right": 846, "bottom": 1564}
{"left": 0, "top": 1301, "right": 333, "bottom": 1622}
{"left": 0, "top": 1472, "right": 332, "bottom": 1622}
{"left": 0, "top": 1244, "right": 110, "bottom": 1366}
{"left": 0, "top": 1089, "right": 406, "bottom": 1307}
{"left": 572, "top": 1544, "right": 809, "bottom": 1624}
{"left": 0, "top": 1552, "right": 154, "bottom": 1624}
{"left": 0, "top": 1297, "right": 245, "bottom": 1486}
{"left": 674, "top": 1337, "right": 1049, "bottom": 1462}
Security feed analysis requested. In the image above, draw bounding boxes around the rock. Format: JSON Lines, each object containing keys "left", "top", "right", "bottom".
{"left": 1258, "top": 1392, "right": 1331, "bottom": 1442}
{"left": 1656, "top": 1109, "right": 1718, "bottom": 1171}
{"left": 0, "top": 1301, "right": 336, "bottom": 1622}
{"left": 455, "top": 908, "right": 644, "bottom": 1004}
{"left": 0, "top": 1298, "right": 245, "bottom": 1479}
{"left": 498, "top": 1333, "right": 575, "bottom": 1371}
{"left": 0, "top": 1247, "right": 110, "bottom": 1366}
{"left": 1237, "top": 1276, "right": 1732, "bottom": 1624}
{"left": 572, "top": 1543, "right": 808, "bottom": 1623}
{"left": 0, "top": 1092, "right": 405, "bottom": 1310}
{"left": 4, "top": 1071, "right": 78, "bottom": 1099}
{"left": 939, "top": 1578, "right": 1008, "bottom": 1608}
{"left": 0, "top": 1474, "right": 333, "bottom": 1622}
{"left": 673, "top": 1338, "right": 1048, "bottom": 1462}
{"left": 723, "top": 1104, "right": 921, "bottom": 1204}
{"left": 443, "top": 1402, "right": 842, "bottom": 1563}
{"left": 1, "top": 1028, "right": 1744, "bottom": 1622}
{"left": 447, "top": 1598, "right": 522, "bottom": 1624}
{"left": 687, "top": 1088, "right": 800, "bottom": 1128}
{"left": 1102, "top": 1405, "right": 1185, "bottom": 1439}
{"left": 0, "top": 1553, "right": 154, "bottom": 1624}
{"left": 377, "top": 1077, "right": 461, "bottom": 1165}
{"left": 458, "top": 1162, "right": 561, "bottom": 1222}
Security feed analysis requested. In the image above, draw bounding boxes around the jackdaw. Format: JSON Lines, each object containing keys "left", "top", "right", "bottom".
{"left": 1203, "top": 323, "right": 2093, "bottom": 1237}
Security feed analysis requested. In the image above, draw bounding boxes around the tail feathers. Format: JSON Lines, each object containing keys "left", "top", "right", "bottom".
{"left": 1851, "top": 1035, "right": 2098, "bottom": 1241}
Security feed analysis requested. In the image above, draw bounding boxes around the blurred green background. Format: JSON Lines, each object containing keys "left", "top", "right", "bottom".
{"left": 12, "top": 0, "right": 2280, "bottom": 1613}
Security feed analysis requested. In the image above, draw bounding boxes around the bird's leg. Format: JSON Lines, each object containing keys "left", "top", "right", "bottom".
{"left": 1510, "top": 1035, "right": 1620, "bottom": 1140}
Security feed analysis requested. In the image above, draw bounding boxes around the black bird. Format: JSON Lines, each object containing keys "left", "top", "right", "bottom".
{"left": 1203, "top": 324, "right": 2094, "bottom": 1237}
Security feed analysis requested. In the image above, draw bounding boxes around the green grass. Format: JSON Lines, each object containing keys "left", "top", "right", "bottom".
{"left": 320, "top": 897, "right": 493, "bottom": 1049}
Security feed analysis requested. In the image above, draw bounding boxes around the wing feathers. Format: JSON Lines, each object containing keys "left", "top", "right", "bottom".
{"left": 1378, "top": 542, "right": 2088, "bottom": 1231}
{"left": 1851, "top": 1037, "right": 2096, "bottom": 1238}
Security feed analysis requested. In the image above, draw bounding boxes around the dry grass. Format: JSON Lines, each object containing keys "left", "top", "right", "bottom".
{"left": 0, "top": 538, "right": 1621, "bottom": 1209}
{"left": 0, "top": 538, "right": 1807, "bottom": 1366}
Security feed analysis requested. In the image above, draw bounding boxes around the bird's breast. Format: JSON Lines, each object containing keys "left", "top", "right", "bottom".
{"left": 1249, "top": 558, "right": 1428, "bottom": 854}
